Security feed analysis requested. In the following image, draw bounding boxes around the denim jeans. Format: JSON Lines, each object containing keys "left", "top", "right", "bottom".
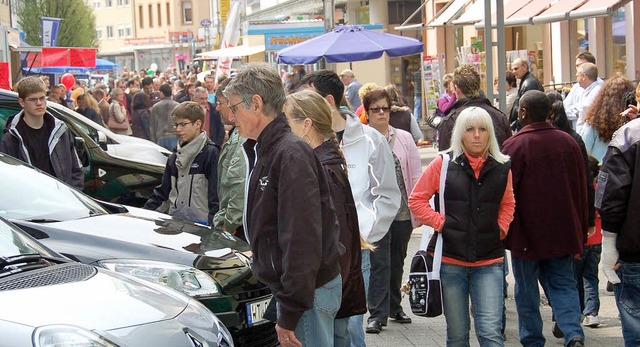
{"left": 573, "top": 244, "right": 601, "bottom": 315}
{"left": 348, "top": 250, "right": 370, "bottom": 347}
{"left": 277, "top": 274, "right": 342, "bottom": 346}
{"left": 441, "top": 262, "right": 504, "bottom": 347}
{"left": 389, "top": 220, "right": 413, "bottom": 315}
{"left": 614, "top": 261, "right": 640, "bottom": 347}
{"left": 512, "top": 256, "right": 584, "bottom": 347}
{"left": 157, "top": 136, "right": 177, "bottom": 152}
{"left": 413, "top": 96, "right": 422, "bottom": 122}
{"left": 367, "top": 230, "right": 392, "bottom": 324}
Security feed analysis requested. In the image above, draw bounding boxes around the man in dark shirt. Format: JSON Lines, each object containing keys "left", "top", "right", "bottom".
{"left": 0, "top": 76, "right": 83, "bottom": 189}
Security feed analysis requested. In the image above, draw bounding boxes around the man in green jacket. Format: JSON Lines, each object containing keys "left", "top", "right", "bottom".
{"left": 213, "top": 77, "right": 247, "bottom": 241}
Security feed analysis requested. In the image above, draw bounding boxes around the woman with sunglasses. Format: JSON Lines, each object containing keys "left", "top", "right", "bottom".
{"left": 362, "top": 88, "right": 422, "bottom": 332}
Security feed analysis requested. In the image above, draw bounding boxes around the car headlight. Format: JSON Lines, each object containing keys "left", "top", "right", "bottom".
{"left": 98, "top": 259, "right": 220, "bottom": 298}
{"left": 33, "top": 325, "right": 119, "bottom": 347}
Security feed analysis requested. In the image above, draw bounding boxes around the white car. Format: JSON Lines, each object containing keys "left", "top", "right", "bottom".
{"left": 0, "top": 217, "right": 234, "bottom": 347}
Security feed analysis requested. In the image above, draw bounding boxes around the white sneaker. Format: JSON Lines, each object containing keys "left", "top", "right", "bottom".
{"left": 583, "top": 314, "right": 600, "bottom": 327}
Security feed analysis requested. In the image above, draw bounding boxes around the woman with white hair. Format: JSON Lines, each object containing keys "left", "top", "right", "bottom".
{"left": 409, "top": 106, "right": 515, "bottom": 347}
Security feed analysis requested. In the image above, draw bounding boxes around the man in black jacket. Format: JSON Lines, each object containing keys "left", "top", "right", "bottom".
{"left": 437, "top": 64, "right": 512, "bottom": 151}
{"left": 596, "top": 112, "right": 640, "bottom": 346}
{"left": 225, "top": 63, "right": 342, "bottom": 347}
{"left": 509, "top": 58, "right": 544, "bottom": 131}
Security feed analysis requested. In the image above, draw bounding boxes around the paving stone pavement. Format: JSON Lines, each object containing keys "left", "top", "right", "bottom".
{"left": 362, "top": 227, "right": 625, "bottom": 347}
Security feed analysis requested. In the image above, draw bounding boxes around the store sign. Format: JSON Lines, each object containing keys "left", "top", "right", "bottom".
{"left": 125, "top": 37, "right": 166, "bottom": 45}
{"left": 265, "top": 33, "right": 321, "bottom": 51}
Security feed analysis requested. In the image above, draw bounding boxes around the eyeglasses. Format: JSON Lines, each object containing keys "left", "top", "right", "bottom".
{"left": 229, "top": 100, "right": 245, "bottom": 114}
{"left": 173, "top": 121, "right": 193, "bottom": 129}
{"left": 369, "top": 107, "right": 390, "bottom": 113}
{"left": 24, "top": 96, "right": 46, "bottom": 104}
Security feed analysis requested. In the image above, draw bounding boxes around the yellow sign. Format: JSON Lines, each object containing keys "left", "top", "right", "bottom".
{"left": 220, "top": 0, "right": 230, "bottom": 25}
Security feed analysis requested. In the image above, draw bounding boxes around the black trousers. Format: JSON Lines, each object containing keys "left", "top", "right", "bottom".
{"left": 367, "top": 219, "right": 413, "bottom": 323}
{"left": 388, "top": 220, "right": 413, "bottom": 315}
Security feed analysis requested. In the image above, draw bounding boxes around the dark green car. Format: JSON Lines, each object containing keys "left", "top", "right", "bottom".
{"left": 0, "top": 89, "right": 167, "bottom": 206}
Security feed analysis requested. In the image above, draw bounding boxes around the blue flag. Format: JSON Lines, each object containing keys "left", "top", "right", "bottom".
{"left": 41, "top": 17, "right": 62, "bottom": 47}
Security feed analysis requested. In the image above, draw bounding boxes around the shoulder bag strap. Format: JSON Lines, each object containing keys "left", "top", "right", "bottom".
{"left": 432, "top": 153, "right": 449, "bottom": 276}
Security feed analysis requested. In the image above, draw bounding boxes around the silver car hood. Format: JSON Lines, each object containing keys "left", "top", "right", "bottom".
{"left": 0, "top": 267, "right": 188, "bottom": 330}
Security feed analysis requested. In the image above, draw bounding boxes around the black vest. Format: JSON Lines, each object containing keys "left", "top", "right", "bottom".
{"left": 430, "top": 154, "right": 510, "bottom": 262}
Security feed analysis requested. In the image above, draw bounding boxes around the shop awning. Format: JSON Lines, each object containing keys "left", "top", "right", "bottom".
{"left": 452, "top": 0, "right": 530, "bottom": 26}
{"left": 196, "top": 45, "right": 266, "bottom": 58}
{"left": 476, "top": 0, "right": 631, "bottom": 28}
{"left": 568, "top": 0, "right": 631, "bottom": 20}
{"left": 427, "top": 0, "right": 473, "bottom": 27}
{"left": 532, "top": 0, "right": 589, "bottom": 24}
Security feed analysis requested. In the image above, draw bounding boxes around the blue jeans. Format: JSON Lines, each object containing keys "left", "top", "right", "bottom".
{"left": 157, "top": 136, "right": 177, "bottom": 152}
{"left": 414, "top": 96, "right": 422, "bottom": 122}
{"left": 573, "top": 244, "right": 601, "bottom": 315}
{"left": 441, "top": 262, "right": 504, "bottom": 347}
{"left": 348, "top": 250, "right": 370, "bottom": 347}
{"left": 278, "top": 275, "right": 342, "bottom": 346}
{"left": 614, "top": 261, "right": 640, "bottom": 347}
{"left": 512, "top": 256, "right": 584, "bottom": 347}
{"left": 334, "top": 317, "right": 350, "bottom": 347}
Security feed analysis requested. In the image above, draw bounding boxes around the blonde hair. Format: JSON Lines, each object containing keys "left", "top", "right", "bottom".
{"left": 448, "top": 106, "right": 509, "bottom": 164}
{"left": 358, "top": 82, "right": 379, "bottom": 102}
{"left": 286, "top": 89, "right": 348, "bottom": 174}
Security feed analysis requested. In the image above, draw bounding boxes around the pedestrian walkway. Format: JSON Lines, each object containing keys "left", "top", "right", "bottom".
{"left": 363, "top": 228, "right": 625, "bottom": 347}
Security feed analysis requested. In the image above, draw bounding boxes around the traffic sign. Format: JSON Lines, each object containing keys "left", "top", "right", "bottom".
{"left": 201, "top": 18, "right": 212, "bottom": 27}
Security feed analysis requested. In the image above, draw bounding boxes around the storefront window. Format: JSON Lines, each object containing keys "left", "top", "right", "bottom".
{"left": 612, "top": 8, "right": 626, "bottom": 76}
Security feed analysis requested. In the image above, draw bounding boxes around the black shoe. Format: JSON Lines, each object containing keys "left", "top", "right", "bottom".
{"left": 389, "top": 312, "right": 412, "bottom": 324}
{"left": 365, "top": 321, "right": 383, "bottom": 334}
{"left": 552, "top": 322, "right": 564, "bottom": 338}
{"left": 567, "top": 337, "right": 585, "bottom": 347}
{"left": 606, "top": 281, "right": 614, "bottom": 292}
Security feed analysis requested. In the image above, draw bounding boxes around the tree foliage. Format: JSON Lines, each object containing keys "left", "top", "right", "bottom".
{"left": 18, "top": 0, "right": 98, "bottom": 47}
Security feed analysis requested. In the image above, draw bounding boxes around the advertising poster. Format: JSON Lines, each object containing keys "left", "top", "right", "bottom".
{"left": 422, "top": 55, "right": 443, "bottom": 117}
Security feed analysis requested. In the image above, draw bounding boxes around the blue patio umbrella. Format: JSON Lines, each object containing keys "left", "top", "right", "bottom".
{"left": 94, "top": 58, "right": 121, "bottom": 70}
{"left": 277, "top": 25, "right": 423, "bottom": 64}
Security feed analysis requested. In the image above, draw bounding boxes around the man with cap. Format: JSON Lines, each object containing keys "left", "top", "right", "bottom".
{"left": 340, "top": 69, "right": 363, "bottom": 110}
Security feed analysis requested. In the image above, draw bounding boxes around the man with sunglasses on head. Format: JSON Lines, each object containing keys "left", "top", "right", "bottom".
{"left": 143, "top": 101, "right": 220, "bottom": 226}
{"left": 0, "top": 76, "right": 84, "bottom": 189}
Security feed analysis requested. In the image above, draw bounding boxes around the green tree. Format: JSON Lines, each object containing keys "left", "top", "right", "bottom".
{"left": 18, "top": 0, "right": 97, "bottom": 47}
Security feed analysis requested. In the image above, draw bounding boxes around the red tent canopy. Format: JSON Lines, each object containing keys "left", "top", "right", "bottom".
{"left": 25, "top": 47, "right": 97, "bottom": 68}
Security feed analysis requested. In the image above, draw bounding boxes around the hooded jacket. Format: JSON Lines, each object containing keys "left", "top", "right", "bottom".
{"left": 212, "top": 127, "right": 246, "bottom": 234}
{"left": 340, "top": 108, "right": 401, "bottom": 244}
{"left": 242, "top": 114, "right": 342, "bottom": 331}
{"left": 0, "top": 111, "right": 84, "bottom": 190}
{"left": 144, "top": 131, "right": 220, "bottom": 225}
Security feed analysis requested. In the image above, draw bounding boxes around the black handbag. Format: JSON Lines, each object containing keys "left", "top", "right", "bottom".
{"left": 408, "top": 153, "right": 448, "bottom": 318}
{"left": 426, "top": 109, "right": 445, "bottom": 129}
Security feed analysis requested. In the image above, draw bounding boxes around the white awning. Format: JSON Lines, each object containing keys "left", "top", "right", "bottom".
{"left": 197, "top": 45, "right": 266, "bottom": 58}
{"left": 427, "top": 0, "right": 473, "bottom": 27}
{"left": 568, "top": 0, "right": 631, "bottom": 19}
{"left": 476, "top": 0, "right": 631, "bottom": 28}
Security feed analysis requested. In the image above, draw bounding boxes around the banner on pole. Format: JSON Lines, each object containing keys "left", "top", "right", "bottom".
{"left": 41, "top": 17, "right": 62, "bottom": 47}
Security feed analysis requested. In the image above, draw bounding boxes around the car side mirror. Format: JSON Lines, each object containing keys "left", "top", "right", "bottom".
{"left": 96, "top": 130, "right": 108, "bottom": 151}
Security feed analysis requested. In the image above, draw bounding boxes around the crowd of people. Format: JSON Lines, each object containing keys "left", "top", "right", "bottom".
{"left": 2, "top": 52, "right": 639, "bottom": 347}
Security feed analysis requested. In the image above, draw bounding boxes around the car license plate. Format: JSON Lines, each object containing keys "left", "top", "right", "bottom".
{"left": 246, "top": 297, "right": 270, "bottom": 325}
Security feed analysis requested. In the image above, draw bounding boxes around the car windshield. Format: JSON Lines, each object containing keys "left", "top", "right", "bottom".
{"left": 0, "top": 218, "right": 53, "bottom": 257}
{"left": 0, "top": 155, "right": 108, "bottom": 221}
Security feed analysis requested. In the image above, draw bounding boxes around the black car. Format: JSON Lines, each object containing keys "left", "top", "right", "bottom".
{"left": 0, "top": 153, "right": 277, "bottom": 346}
{"left": 0, "top": 89, "right": 167, "bottom": 207}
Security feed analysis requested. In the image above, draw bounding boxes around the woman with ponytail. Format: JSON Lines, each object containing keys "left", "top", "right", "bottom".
{"left": 285, "top": 89, "right": 367, "bottom": 347}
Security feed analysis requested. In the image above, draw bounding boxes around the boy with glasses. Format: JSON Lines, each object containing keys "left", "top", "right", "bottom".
{"left": 0, "top": 76, "right": 84, "bottom": 189}
{"left": 144, "top": 101, "right": 220, "bottom": 225}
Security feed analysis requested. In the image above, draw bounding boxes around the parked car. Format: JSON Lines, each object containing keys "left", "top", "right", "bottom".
{"left": 0, "top": 153, "right": 277, "bottom": 347}
{"left": 0, "top": 89, "right": 168, "bottom": 206}
{"left": 0, "top": 216, "right": 234, "bottom": 347}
